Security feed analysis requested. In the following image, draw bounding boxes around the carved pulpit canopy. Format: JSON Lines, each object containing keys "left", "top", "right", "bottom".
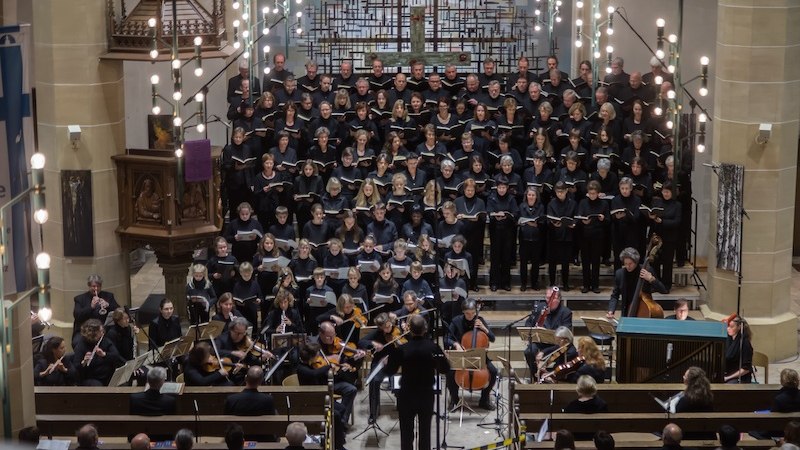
{"left": 105, "top": 0, "right": 227, "bottom": 60}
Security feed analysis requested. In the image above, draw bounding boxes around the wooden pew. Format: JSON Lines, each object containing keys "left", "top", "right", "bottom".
{"left": 35, "top": 385, "right": 330, "bottom": 416}
{"left": 516, "top": 412, "right": 800, "bottom": 435}
{"left": 59, "top": 442, "right": 319, "bottom": 450}
{"left": 509, "top": 382, "right": 793, "bottom": 449}
{"left": 511, "top": 383, "right": 777, "bottom": 414}
{"left": 37, "top": 415, "right": 326, "bottom": 439}
{"left": 525, "top": 440, "right": 777, "bottom": 450}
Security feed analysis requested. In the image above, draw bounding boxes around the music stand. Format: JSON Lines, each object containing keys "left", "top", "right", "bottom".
{"left": 445, "top": 348, "right": 486, "bottom": 426}
{"left": 516, "top": 327, "right": 556, "bottom": 345}
{"left": 581, "top": 317, "right": 617, "bottom": 380}
{"left": 202, "top": 320, "right": 226, "bottom": 339}
{"left": 354, "top": 356, "right": 390, "bottom": 440}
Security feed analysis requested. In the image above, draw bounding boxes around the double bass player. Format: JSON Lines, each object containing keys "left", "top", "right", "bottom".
{"left": 607, "top": 247, "right": 668, "bottom": 319}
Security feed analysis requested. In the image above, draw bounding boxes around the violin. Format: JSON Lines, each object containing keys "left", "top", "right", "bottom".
{"left": 204, "top": 355, "right": 237, "bottom": 373}
{"left": 386, "top": 327, "right": 408, "bottom": 346}
{"left": 536, "top": 344, "right": 569, "bottom": 376}
{"left": 342, "top": 307, "right": 368, "bottom": 328}
{"left": 539, "top": 355, "right": 586, "bottom": 383}
{"left": 317, "top": 337, "right": 364, "bottom": 373}
{"left": 627, "top": 234, "right": 665, "bottom": 318}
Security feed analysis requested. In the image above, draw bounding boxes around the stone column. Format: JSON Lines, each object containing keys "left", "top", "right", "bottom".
{"left": 158, "top": 255, "right": 194, "bottom": 322}
{"left": 0, "top": 296, "right": 35, "bottom": 435}
{"left": 32, "top": 1, "right": 130, "bottom": 333}
{"left": 702, "top": 0, "right": 799, "bottom": 360}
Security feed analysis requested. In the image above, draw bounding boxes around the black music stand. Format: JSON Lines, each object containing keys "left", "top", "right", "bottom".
{"left": 354, "top": 360, "right": 390, "bottom": 441}
{"left": 581, "top": 317, "right": 618, "bottom": 381}
{"left": 445, "top": 348, "right": 486, "bottom": 426}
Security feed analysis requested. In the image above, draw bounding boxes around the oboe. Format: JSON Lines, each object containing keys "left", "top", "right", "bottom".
{"left": 278, "top": 310, "right": 288, "bottom": 334}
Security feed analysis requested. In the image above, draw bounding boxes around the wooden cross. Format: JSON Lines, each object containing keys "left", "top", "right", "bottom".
{"left": 364, "top": 6, "right": 471, "bottom": 67}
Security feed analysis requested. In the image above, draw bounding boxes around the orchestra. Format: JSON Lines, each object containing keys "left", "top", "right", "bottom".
{"left": 42, "top": 38, "right": 775, "bottom": 450}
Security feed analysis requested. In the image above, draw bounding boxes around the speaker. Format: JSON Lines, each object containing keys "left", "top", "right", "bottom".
{"left": 132, "top": 294, "right": 166, "bottom": 326}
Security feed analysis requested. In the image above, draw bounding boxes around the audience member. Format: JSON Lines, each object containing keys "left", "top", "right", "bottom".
{"left": 76, "top": 424, "right": 100, "bottom": 450}
{"left": 130, "top": 366, "right": 177, "bottom": 415}
{"left": 130, "top": 433, "right": 151, "bottom": 450}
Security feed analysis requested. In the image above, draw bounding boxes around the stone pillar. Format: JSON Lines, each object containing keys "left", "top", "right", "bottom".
{"left": 702, "top": 0, "right": 799, "bottom": 360}
{"left": 32, "top": 1, "right": 130, "bottom": 333}
{"left": 158, "top": 255, "right": 193, "bottom": 322}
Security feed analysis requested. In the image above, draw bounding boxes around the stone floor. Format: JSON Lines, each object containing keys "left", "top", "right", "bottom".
{"left": 125, "top": 251, "right": 800, "bottom": 449}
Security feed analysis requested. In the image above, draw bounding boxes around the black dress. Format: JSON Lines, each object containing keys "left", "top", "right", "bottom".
{"left": 564, "top": 396, "right": 609, "bottom": 413}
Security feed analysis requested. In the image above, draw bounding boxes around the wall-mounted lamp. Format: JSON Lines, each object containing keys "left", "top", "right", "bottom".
{"left": 68, "top": 125, "right": 81, "bottom": 149}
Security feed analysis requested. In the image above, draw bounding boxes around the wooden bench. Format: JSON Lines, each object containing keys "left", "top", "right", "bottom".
{"left": 511, "top": 383, "right": 778, "bottom": 414}
{"left": 37, "top": 415, "right": 326, "bottom": 439}
{"left": 509, "top": 383, "right": 794, "bottom": 449}
{"left": 35, "top": 385, "right": 334, "bottom": 444}
{"left": 35, "top": 385, "right": 331, "bottom": 416}
{"left": 60, "top": 444, "right": 299, "bottom": 450}
{"left": 525, "top": 440, "right": 777, "bottom": 450}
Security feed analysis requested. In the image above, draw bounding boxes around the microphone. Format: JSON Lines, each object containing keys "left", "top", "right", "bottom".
{"left": 286, "top": 395, "right": 291, "bottom": 422}
{"left": 666, "top": 343, "right": 673, "bottom": 363}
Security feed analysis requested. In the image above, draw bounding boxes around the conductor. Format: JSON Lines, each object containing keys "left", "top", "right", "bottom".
{"left": 607, "top": 247, "right": 668, "bottom": 318}
{"left": 384, "top": 314, "right": 449, "bottom": 450}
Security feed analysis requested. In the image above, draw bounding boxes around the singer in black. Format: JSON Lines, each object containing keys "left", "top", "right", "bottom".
{"left": 383, "top": 314, "right": 449, "bottom": 450}
{"left": 148, "top": 299, "right": 182, "bottom": 349}
{"left": 445, "top": 299, "right": 497, "bottom": 411}
{"left": 606, "top": 247, "right": 667, "bottom": 319}
{"left": 724, "top": 318, "right": 753, "bottom": 384}
{"left": 522, "top": 287, "right": 573, "bottom": 377}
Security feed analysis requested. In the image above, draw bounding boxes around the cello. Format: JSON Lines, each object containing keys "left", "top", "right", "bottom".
{"left": 454, "top": 302, "right": 491, "bottom": 391}
{"left": 626, "top": 234, "right": 665, "bottom": 318}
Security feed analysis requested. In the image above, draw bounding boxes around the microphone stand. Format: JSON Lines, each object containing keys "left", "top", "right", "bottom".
{"left": 193, "top": 400, "right": 200, "bottom": 443}
{"left": 437, "top": 316, "right": 463, "bottom": 450}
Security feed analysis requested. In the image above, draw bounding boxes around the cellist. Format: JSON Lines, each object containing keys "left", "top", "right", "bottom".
{"left": 522, "top": 286, "right": 573, "bottom": 379}
{"left": 445, "top": 299, "right": 497, "bottom": 411}
{"left": 606, "top": 247, "right": 668, "bottom": 319}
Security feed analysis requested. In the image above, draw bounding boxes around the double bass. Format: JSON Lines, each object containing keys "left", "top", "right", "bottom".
{"left": 454, "top": 303, "right": 491, "bottom": 391}
{"left": 626, "top": 234, "right": 665, "bottom": 318}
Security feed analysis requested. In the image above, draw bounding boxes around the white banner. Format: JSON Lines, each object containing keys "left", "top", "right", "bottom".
{"left": 0, "top": 24, "right": 36, "bottom": 295}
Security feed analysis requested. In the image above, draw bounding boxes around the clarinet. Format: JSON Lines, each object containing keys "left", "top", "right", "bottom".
{"left": 278, "top": 310, "right": 287, "bottom": 334}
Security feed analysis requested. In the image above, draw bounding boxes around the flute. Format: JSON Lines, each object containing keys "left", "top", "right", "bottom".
{"left": 45, "top": 355, "right": 65, "bottom": 376}
{"left": 83, "top": 335, "right": 104, "bottom": 367}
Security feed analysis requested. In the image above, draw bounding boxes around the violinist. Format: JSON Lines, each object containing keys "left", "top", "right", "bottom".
{"left": 535, "top": 327, "right": 578, "bottom": 383}
{"left": 314, "top": 321, "right": 365, "bottom": 426}
{"left": 183, "top": 341, "right": 233, "bottom": 386}
{"left": 395, "top": 291, "right": 432, "bottom": 332}
{"left": 445, "top": 299, "right": 497, "bottom": 411}
{"left": 522, "top": 287, "right": 573, "bottom": 377}
{"left": 358, "top": 312, "right": 405, "bottom": 424}
{"left": 607, "top": 247, "right": 667, "bottom": 319}
{"left": 215, "top": 317, "right": 274, "bottom": 382}
{"left": 567, "top": 337, "right": 606, "bottom": 384}
{"left": 296, "top": 341, "right": 350, "bottom": 443}
{"left": 317, "top": 294, "right": 366, "bottom": 345}
{"left": 383, "top": 314, "right": 449, "bottom": 450}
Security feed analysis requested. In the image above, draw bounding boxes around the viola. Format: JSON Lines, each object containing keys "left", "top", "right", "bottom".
{"left": 204, "top": 355, "right": 236, "bottom": 373}
{"left": 454, "top": 303, "right": 491, "bottom": 391}
{"left": 317, "top": 337, "right": 363, "bottom": 373}
{"left": 540, "top": 355, "right": 586, "bottom": 383}
{"left": 627, "top": 234, "right": 665, "bottom": 319}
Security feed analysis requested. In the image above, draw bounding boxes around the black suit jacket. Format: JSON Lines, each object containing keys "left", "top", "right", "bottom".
{"left": 772, "top": 387, "right": 800, "bottom": 412}
{"left": 224, "top": 388, "right": 276, "bottom": 415}
{"left": 72, "top": 290, "right": 119, "bottom": 339}
{"left": 225, "top": 388, "right": 277, "bottom": 441}
{"left": 130, "top": 388, "right": 177, "bottom": 415}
